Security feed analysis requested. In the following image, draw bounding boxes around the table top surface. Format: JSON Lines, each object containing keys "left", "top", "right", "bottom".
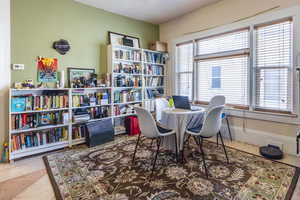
{"left": 162, "top": 106, "right": 205, "bottom": 115}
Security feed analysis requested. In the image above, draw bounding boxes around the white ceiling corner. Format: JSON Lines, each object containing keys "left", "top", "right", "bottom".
{"left": 74, "top": 0, "right": 221, "bottom": 24}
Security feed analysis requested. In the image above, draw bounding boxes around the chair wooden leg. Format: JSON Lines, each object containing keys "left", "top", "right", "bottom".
{"left": 219, "top": 131, "right": 229, "bottom": 164}
{"left": 132, "top": 133, "right": 141, "bottom": 165}
{"left": 199, "top": 137, "right": 209, "bottom": 179}
{"left": 226, "top": 117, "right": 233, "bottom": 142}
{"left": 151, "top": 138, "right": 161, "bottom": 176}
{"left": 174, "top": 134, "right": 178, "bottom": 162}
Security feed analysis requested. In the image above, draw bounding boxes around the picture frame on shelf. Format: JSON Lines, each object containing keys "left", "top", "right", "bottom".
{"left": 67, "top": 67, "right": 96, "bottom": 88}
{"left": 108, "top": 31, "right": 140, "bottom": 48}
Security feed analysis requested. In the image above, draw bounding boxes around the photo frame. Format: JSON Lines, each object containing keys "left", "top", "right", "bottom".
{"left": 67, "top": 67, "right": 96, "bottom": 88}
{"left": 108, "top": 31, "right": 140, "bottom": 48}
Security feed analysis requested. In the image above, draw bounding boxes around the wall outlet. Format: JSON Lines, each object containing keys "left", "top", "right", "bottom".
{"left": 12, "top": 64, "right": 25, "bottom": 70}
{"left": 266, "top": 140, "right": 284, "bottom": 150}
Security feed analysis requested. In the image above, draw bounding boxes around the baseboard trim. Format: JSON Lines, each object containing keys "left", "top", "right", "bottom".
{"left": 221, "top": 125, "right": 298, "bottom": 156}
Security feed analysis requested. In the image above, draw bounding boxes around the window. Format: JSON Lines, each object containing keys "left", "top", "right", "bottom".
{"left": 176, "top": 42, "right": 193, "bottom": 99}
{"left": 255, "top": 19, "right": 292, "bottom": 112}
{"left": 195, "top": 29, "right": 249, "bottom": 107}
{"left": 175, "top": 18, "right": 294, "bottom": 113}
{"left": 211, "top": 66, "right": 221, "bottom": 89}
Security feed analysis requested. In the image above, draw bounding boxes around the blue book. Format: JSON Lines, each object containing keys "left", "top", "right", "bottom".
{"left": 12, "top": 97, "right": 26, "bottom": 112}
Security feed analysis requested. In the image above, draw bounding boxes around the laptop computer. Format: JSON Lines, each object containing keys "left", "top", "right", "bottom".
{"left": 172, "top": 96, "right": 201, "bottom": 111}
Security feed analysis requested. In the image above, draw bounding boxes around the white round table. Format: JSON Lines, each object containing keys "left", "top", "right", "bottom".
{"left": 160, "top": 107, "right": 205, "bottom": 153}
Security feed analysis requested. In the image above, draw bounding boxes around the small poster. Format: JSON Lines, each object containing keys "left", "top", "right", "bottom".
{"left": 37, "top": 57, "right": 58, "bottom": 82}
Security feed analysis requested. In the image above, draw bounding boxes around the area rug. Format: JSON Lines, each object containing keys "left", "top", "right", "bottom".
{"left": 43, "top": 137, "right": 300, "bottom": 200}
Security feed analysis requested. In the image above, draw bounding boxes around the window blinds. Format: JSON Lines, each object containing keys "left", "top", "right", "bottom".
{"left": 255, "top": 19, "right": 292, "bottom": 111}
{"left": 195, "top": 29, "right": 249, "bottom": 106}
{"left": 176, "top": 42, "right": 193, "bottom": 99}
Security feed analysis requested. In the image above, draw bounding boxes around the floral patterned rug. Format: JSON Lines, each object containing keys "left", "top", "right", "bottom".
{"left": 43, "top": 136, "right": 300, "bottom": 200}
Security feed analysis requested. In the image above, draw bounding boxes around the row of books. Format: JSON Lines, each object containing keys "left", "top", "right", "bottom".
{"left": 113, "top": 104, "right": 139, "bottom": 116}
{"left": 143, "top": 52, "right": 165, "bottom": 64}
{"left": 72, "top": 92, "right": 110, "bottom": 107}
{"left": 72, "top": 125, "right": 87, "bottom": 140}
{"left": 145, "top": 88, "right": 164, "bottom": 99}
{"left": 11, "top": 112, "right": 69, "bottom": 130}
{"left": 145, "top": 77, "right": 164, "bottom": 87}
{"left": 114, "top": 90, "right": 142, "bottom": 103}
{"left": 144, "top": 65, "right": 164, "bottom": 75}
{"left": 11, "top": 127, "right": 68, "bottom": 152}
{"left": 114, "top": 75, "right": 142, "bottom": 87}
{"left": 113, "top": 63, "right": 142, "bottom": 74}
{"left": 114, "top": 50, "right": 141, "bottom": 61}
{"left": 11, "top": 95, "right": 69, "bottom": 112}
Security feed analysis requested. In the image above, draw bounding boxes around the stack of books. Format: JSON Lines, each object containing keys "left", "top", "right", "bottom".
{"left": 113, "top": 63, "right": 142, "bottom": 74}
{"left": 145, "top": 77, "right": 164, "bottom": 87}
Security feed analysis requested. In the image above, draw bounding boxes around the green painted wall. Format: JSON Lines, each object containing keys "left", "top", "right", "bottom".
{"left": 11, "top": 0, "right": 159, "bottom": 85}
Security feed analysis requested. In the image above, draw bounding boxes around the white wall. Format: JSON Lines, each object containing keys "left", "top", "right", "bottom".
{"left": 0, "top": 0, "right": 11, "bottom": 160}
{"left": 160, "top": 0, "right": 300, "bottom": 155}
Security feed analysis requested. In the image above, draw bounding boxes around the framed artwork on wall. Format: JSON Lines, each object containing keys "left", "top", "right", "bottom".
{"left": 67, "top": 67, "right": 96, "bottom": 88}
{"left": 108, "top": 31, "right": 140, "bottom": 48}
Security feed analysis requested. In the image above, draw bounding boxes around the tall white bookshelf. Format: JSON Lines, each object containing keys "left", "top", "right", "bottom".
{"left": 107, "top": 45, "right": 167, "bottom": 133}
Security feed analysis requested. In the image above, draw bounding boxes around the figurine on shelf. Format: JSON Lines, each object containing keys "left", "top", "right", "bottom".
{"left": 13, "top": 80, "right": 35, "bottom": 89}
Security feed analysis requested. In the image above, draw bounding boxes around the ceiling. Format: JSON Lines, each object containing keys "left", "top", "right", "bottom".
{"left": 74, "top": 0, "right": 221, "bottom": 24}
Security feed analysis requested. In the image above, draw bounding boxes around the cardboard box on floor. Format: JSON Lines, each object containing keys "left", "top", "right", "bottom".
{"left": 149, "top": 41, "right": 168, "bottom": 52}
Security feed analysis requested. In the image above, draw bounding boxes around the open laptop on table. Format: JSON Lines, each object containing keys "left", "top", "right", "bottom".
{"left": 172, "top": 96, "right": 201, "bottom": 111}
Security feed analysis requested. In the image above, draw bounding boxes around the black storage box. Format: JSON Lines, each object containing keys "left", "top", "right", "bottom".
{"left": 85, "top": 119, "right": 114, "bottom": 147}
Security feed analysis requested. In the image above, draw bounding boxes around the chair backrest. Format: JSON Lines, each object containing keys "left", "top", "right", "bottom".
{"left": 207, "top": 95, "right": 225, "bottom": 112}
{"left": 200, "top": 105, "right": 224, "bottom": 138}
{"left": 134, "top": 106, "right": 159, "bottom": 138}
{"left": 155, "top": 98, "right": 169, "bottom": 122}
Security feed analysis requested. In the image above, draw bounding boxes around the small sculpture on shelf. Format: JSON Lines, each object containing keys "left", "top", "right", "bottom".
{"left": 13, "top": 80, "right": 35, "bottom": 89}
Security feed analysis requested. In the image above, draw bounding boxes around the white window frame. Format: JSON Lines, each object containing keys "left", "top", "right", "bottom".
{"left": 172, "top": 6, "right": 300, "bottom": 124}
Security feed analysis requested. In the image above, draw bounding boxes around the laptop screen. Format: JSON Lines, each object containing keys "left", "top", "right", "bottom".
{"left": 172, "top": 96, "right": 191, "bottom": 110}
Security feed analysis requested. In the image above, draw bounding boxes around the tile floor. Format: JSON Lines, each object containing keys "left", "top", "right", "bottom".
{"left": 0, "top": 139, "right": 299, "bottom": 200}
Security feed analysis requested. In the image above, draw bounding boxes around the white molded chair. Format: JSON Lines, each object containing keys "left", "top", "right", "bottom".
{"left": 207, "top": 95, "right": 233, "bottom": 142}
{"left": 132, "top": 107, "right": 177, "bottom": 175}
{"left": 155, "top": 98, "right": 169, "bottom": 122}
{"left": 185, "top": 105, "right": 229, "bottom": 178}
{"left": 206, "top": 95, "right": 226, "bottom": 112}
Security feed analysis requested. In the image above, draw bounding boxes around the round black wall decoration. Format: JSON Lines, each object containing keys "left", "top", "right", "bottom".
{"left": 53, "top": 39, "right": 71, "bottom": 55}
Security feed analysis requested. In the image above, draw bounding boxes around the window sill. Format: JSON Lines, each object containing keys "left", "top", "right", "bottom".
{"left": 194, "top": 103, "right": 300, "bottom": 125}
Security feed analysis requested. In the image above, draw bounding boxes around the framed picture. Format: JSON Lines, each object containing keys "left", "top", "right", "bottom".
{"left": 108, "top": 31, "right": 140, "bottom": 48}
{"left": 37, "top": 57, "right": 58, "bottom": 83}
{"left": 67, "top": 67, "right": 96, "bottom": 88}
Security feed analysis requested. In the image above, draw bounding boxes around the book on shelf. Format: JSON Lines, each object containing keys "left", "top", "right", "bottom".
{"left": 11, "top": 111, "right": 69, "bottom": 130}
{"left": 72, "top": 125, "right": 87, "bottom": 140}
{"left": 145, "top": 77, "right": 164, "bottom": 87}
{"left": 11, "top": 127, "right": 68, "bottom": 152}
{"left": 11, "top": 93, "right": 69, "bottom": 112}
{"left": 114, "top": 75, "right": 142, "bottom": 87}
{"left": 113, "top": 63, "right": 142, "bottom": 74}
{"left": 144, "top": 100, "right": 156, "bottom": 112}
{"left": 144, "top": 64, "right": 164, "bottom": 75}
{"left": 114, "top": 49, "right": 141, "bottom": 61}
{"left": 72, "top": 91, "right": 110, "bottom": 107}
{"left": 114, "top": 89, "right": 142, "bottom": 103}
{"left": 143, "top": 51, "right": 165, "bottom": 64}
{"left": 114, "top": 103, "right": 140, "bottom": 116}
{"left": 146, "top": 88, "right": 164, "bottom": 99}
